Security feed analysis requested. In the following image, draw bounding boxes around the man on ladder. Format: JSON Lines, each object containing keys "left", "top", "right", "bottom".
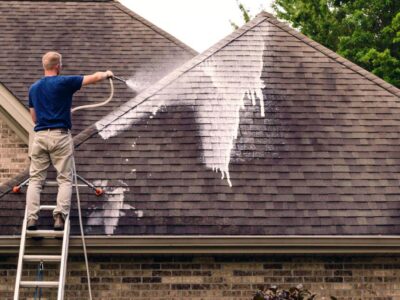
{"left": 26, "top": 51, "right": 113, "bottom": 231}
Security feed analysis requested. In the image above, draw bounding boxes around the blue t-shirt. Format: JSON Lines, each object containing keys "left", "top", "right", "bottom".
{"left": 28, "top": 75, "right": 83, "bottom": 131}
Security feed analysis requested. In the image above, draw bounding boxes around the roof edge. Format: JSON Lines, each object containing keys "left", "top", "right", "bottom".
{"left": 1, "top": 235, "right": 400, "bottom": 254}
{"left": 257, "top": 11, "right": 400, "bottom": 98}
{"left": 113, "top": 1, "right": 198, "bottom": 56}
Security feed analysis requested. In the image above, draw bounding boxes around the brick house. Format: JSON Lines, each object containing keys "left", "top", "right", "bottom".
{"left": 1, "top": 1, "right": 400, "bottom": 299}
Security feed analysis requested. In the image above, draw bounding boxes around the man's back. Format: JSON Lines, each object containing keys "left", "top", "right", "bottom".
{"left": 29, "top": 75, "right": 83, "bottom": 131}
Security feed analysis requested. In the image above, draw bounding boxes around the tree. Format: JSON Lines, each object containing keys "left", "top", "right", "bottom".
{"left": 272, "top": 0, "right": 400, "bottom": 88}
{"left": 230, "top": 1, "right": 252, "bottom": 30}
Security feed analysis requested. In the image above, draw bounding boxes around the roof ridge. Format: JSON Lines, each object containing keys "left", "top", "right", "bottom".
{"left": 257, "top": 11, "right": 400, "bottom": 98}
{"left": 113, "top": 1, "right": 198, "bottom": 56}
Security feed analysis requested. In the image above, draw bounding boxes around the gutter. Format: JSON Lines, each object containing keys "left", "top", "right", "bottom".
{"left": 0, "top": 235, "right": 400, "bottom": 254}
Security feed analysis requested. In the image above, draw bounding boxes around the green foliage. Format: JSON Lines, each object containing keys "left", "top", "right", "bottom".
{"left": 230, "top": 1, "right": 252, "bottom": 30}
{"left": 230, "top": 19, "right": 240, "bottom": 30}
{"left": 239, "top": 2, "right": 251, "bottom": 23}
{"left": 272, "top": 0, "right": 400, "bottom": 88}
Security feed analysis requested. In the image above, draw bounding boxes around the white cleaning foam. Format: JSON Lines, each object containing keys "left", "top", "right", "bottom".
{"left": 87, "top": 182, "right": 143, "bottom": 235}
{"left": 87, "top": 187, "right": 128, "bottom": 235}
{"left": 197, "top": 27, "right": 266, "bottom": 186}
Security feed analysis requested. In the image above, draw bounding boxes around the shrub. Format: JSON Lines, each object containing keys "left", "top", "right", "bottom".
{"left": 253, "top": 284, "right": 337, "bottom": 300}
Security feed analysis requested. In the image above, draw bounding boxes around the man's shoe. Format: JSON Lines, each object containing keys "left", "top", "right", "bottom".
{"left": 53, "top": 214, "right": 64, "bottom": 231}
{"left": 27, "top": 219, "right": 38, "bottom": 230}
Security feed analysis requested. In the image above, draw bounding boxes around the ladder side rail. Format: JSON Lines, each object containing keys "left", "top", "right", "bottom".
{"left": 13, "top": 207, "right": 28, "bottom": 300}
{"left": 57, "top": 215, "right": 70, "bottom": 300}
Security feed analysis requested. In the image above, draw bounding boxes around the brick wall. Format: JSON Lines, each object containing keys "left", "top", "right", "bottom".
{"left": 1, "top": 254, "right": 400, "bottom": 299}
{"left": 0, "top": 117, "right": 29, "bottom": 184}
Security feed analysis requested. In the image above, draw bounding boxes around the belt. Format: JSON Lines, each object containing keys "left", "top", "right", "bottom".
{"left": 38, "top": 128, "right": 70, "bottom": 133}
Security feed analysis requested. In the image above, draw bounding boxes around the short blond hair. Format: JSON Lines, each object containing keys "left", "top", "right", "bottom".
{"left": 42, "top": 51, "right": 62, "bottom": 71}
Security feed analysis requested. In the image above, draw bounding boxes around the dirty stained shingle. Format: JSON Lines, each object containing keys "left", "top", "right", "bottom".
{"left": 1, "top": 10, "right": 400, "bottom": 236}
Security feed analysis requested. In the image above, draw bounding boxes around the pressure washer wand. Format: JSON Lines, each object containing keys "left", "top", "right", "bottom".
{"left": 112, "top": 75, "right": 127, "bottom": 84}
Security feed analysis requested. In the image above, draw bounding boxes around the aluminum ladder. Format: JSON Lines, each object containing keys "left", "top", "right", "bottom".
{"left": 14, "top": 205, "right": 70, "bottom": 300}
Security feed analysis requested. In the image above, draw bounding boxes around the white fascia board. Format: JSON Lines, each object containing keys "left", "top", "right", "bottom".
{"left": 0, "top": 83, "right": 34, "bottom": 144}
{"left": 1, "top": 236, "right": 400, "bottom": 254}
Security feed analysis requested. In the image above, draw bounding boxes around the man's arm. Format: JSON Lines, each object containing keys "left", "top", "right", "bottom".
{"left": 30, "top": 108, "right": 36, "bottom": 124}
{"left": 82, "top": 70, "right": 114, "bottom": 86}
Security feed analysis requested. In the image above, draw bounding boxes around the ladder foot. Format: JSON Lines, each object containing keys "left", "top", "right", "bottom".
{"left": 95, "top": 187, "right": 104, "bottom": 196}
{"left": 12, "top": 186, "right": 21, "bottom": 193}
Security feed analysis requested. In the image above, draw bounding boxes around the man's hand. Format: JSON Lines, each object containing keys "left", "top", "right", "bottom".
{"left": 105, "top": 70, "right": 114, "bottom": 79}
{"left": 83, "top": 70, "right": 114, "bottom": 86}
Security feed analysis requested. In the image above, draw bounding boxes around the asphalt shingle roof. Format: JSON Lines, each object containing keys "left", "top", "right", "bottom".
{"left": 1, "top": 11, "right": 400, "bottom": 236}
{"left": 0, "top": 0, "right": 196, "bottom": 133}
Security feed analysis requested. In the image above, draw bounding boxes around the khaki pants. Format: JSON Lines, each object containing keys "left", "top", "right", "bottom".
{"left": 26, "top": 129, "right": 74, "bottom": 220}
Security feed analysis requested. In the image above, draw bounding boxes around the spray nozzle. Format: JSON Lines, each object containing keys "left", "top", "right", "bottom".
{"left": 111, "top": 75, "right": 127, "bottom": 84}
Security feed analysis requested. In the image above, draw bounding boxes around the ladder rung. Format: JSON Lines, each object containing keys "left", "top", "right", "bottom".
{"left": 23, "top": 255, "right": 62, "bottom": 262}
{"left": 45, "top": 181, "right": 86, "bottom": 187}
{"left": 20, "top": 281, "right": 59, "bottom": 288}
{"left": 39, "top": 205, "right": 56, "bottom": 211}
{"left": 27, "top": 230, "right": 64, "bottom": 238}
{"left": 26, "top": 181, "right": 86, "bottom": 187}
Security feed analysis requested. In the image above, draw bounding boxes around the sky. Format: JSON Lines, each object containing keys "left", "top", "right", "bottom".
{"left": 119, "top": 0, "right": 274, "bottom": 52}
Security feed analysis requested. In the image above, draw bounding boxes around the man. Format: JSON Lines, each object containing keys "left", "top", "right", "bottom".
{"left": 27, "top": 51, "right": 113, "bottom": 230}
